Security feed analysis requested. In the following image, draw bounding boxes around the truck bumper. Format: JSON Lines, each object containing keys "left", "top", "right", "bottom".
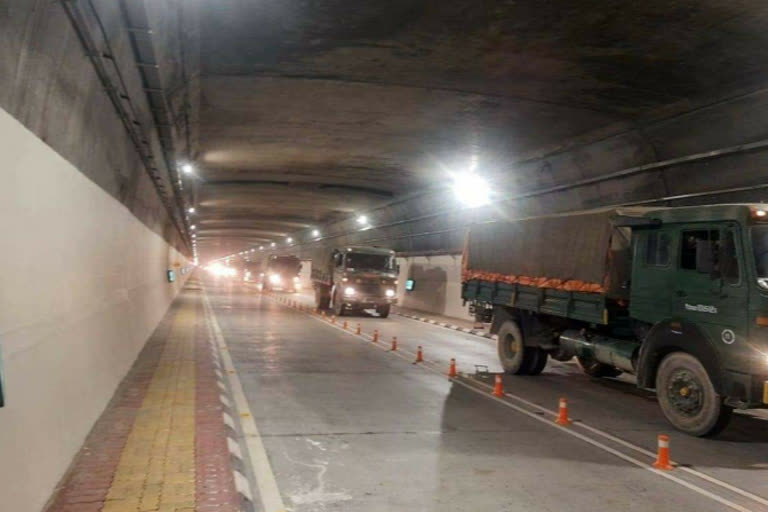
{"left": 723, "top": 370, "right": 768, "bottom": 408}
{"left": 342, "top": 298, "right": 397, "bottom": 309}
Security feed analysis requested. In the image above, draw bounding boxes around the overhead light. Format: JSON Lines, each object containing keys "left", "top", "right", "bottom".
{"left": 181, "top": 163, "right": 193, "bottom": 174}
{"left": 250, "top": 248, "right": 255, "bottom": 252}
{"left": 357, "top": 215, "right": 368, "bottom": 225}
{"left": 452, "top": 172, "right": 491, "bottom": 208}
{"left": 259, "top": 246, "right": 264, "bottom": 250}
{"left": 287, "top": 237, "right": 293, "bottom": 243}
{"left": 188, "top": 207, "right": 195, "bottom": 213}
{"left": 270, "top": 242, "right": 276, "bottom": 247}
{"left": 190, "top": 225, "right": 196, "bottom": 230}
{"left": 191, "top": 234, "right": 196, "bottom": 238}
{"left": 312, "top": 229, "right": 320, "bottom": 237}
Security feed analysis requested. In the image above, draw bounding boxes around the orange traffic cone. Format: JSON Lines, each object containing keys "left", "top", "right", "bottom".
{"left": 414, "top": 346, "right": 423, "bottom": 363}
{"left": 372, "top": 330, "right": 379, "bottom": 343}
{"left": 331, "top": 315, "right": 336, "bottom": 324}
{"left": 342, "top": 320, "right": 348, "bottom": 330}
{"left": 448, "top": 358, "right": 457, "bottom": 379}
{"left": 492, "top": 374, "right": 504, "bottom": 397}
{"left": 355, "top": 323, "right": 361, "bottom": 335}
{"left": 555, "top": 398, "right": 571, "bottom": 426}
{"left": 653, "top": 435, "right": 673, "bottom": 470}
{"left": 390, "top": 336, "right": 397, "bottom": 351}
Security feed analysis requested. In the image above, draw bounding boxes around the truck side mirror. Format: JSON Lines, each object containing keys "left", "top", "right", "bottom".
{"left": 695, "top": 240, "right": 715, "bottom": 274}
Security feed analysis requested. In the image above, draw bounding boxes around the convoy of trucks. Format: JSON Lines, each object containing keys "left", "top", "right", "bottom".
{"left": 310, "top": 246, "right": 398, "bottom": 317}
{"left": 253, "top": 203, "right": 768, "bottom": 436}
{"left": 461, "top": 204, "right": 768, "bottom": 436}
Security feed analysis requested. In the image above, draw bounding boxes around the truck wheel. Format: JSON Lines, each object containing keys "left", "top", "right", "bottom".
{"left": 655, "top": 352, "right": 733, "bottom": 437}
{"left": 524, "top": 349, "right": 548, "bottom": 375}
{"left": 577, "top": 357, "right": 622, "bottom": 378}
{"left": 376, "top": 304, "right": 391, "bottom": 318}
{"left": 497, "top": 321, "right": 538, "bottom": 375}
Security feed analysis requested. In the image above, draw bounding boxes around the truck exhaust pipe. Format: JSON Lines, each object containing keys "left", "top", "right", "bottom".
{"left": 553, "top": 329, "right": 638, "bottom": 374}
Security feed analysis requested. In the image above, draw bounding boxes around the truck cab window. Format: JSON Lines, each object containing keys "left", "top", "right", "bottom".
{"left": 645, "top": 232, "right": 670, "bottom": 266}
{"left": 680, "top": 230, "right": 719, "bottom": 272}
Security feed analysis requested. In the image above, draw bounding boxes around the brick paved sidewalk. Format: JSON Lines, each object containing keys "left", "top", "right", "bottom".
{"left": 45, "top": 285, "right": 241, "bottom": 512}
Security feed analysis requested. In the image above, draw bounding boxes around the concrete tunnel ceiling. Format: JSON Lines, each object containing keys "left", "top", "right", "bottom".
{"left": 190, "top": 0, "right": 768, "bottom": 261}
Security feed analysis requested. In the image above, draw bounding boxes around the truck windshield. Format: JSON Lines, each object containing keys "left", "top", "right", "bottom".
{"left": 345, "top": 253, "right": 393, "bottom": 272}
{"left": 752, "top": 226, "right": 768, "bottom": 284}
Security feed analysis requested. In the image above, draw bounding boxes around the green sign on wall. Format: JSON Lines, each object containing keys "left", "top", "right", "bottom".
{"left": 0, "top": 345, "right": 5, "bottom": 408}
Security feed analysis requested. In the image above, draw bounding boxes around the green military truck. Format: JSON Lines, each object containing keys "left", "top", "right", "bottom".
{"left": 312, "top": 246, "right": 398, "bottom": 317}
{"left": 462, "top": 205, "right": 768, "bottom": 436}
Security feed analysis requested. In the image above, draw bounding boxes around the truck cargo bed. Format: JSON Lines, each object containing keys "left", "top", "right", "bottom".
{"left": 463, "top": 279, "right": 608, "bottom": 325}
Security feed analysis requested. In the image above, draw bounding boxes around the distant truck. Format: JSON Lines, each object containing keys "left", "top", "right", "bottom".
{"left": 462, "top": 205, "right": 768, "bottom": 436}
{"left": 262, "top": 255, "right": 302, "bottom": 292}
{"left": 311, "top": 246, "right": 398, "bottom": 317}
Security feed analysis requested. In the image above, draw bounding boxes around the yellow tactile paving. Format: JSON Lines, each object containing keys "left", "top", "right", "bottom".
{"left": 102, "top": 309, "right": 197, "bottom": 512}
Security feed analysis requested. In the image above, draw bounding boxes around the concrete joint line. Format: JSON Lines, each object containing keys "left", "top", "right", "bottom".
{"left": 271, "top": 294, "right": 762, "bottom": 512}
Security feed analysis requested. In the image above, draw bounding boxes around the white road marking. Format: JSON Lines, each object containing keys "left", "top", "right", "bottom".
{"left": 269, "top": 293, "right": 763, "bottom": 512}
{"left": 228, "top": 436, "right": 244, "bottom": 460}
{"left": 204, "top": 291, "right": 287, "bottom": 512}
{"left": 233, "top": 470, "right": 254, "bottom": 502}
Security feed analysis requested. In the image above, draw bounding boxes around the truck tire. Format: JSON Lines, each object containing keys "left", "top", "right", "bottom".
{"left": 376, "top": 304, "right": 391, "bottom": 318}
{"left": 655, "top": 352, "right": 732, "bottom": 437}
{"left": 524, "top": 348, "right": 548, "bottom": 375}
{"left": 577, "top": 357, "right": 622, "bottom": 379}
{"left": 497, "top": 320, "right": 540, "bottom": 375}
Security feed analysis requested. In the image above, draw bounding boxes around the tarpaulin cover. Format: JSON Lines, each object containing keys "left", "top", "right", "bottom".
{"left": 463, "top": 209, "right": 636, "bottom": 295}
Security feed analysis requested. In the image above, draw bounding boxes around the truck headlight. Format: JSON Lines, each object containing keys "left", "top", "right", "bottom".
{"left": 269, "top": 274, "right": 281, "bottom": 284}
{"left": 344, "top": 286, "right": 356, "bottom": 296}
{"left": 385, "top": 289, "right": 395, "bottom": 297}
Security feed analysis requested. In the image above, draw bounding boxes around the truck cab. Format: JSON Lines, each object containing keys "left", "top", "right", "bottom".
{"left": 262, "top": 255, "right": 302, "bottom": 293}
{"left": 313, "top": 246, "right": 398, "bottom": 318}
{"left": 628, "top": 205, "right": 768, "bottom": 432}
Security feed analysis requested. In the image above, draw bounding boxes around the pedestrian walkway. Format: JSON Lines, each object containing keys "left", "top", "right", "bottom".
{"left": 45, "top": 283, "right": 241, "bottom": 512}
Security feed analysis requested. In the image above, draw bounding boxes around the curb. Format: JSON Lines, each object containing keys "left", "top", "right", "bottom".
{"left": 393, "top": 311, "right": 498, "bottom": 341}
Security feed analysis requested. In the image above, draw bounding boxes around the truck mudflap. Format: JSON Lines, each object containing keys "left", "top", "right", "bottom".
{"left": 723, "top": 370, "right": 768, "bottom": 408}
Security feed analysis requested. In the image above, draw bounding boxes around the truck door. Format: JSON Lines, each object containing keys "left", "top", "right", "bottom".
{"left": 630, "top": 228, "right": 676, "bottom": 324}
{"left": 672, "top": 224, "right": 748, "bottom": 345}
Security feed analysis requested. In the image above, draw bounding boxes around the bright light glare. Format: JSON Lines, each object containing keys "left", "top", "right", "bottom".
{"left": 190, "top": 225, "right": 196, "bottom": 230}
{"left": 357, "top": 215, "right": 368, "bottom": 225}
{"left": 385, "top": 289, "right": 396, "bottom": 297}
{"left": 206, "top": 263, "right": 236, "bottom": 277}
{"left": 452, "top": 172, "right": 491, "bottom": 208}
{"left": 188, "top": 207, "right": 195, "bottom": 213}
{"left": 259, "top": 246, "right": 264, "bottom": 250}
{"left": 269, "top": 274, "right": 281, "bottom": 284}
{"left": 287, "top": 237, "right": 293, "bottom": 243}
{"left": 182, "top": 164, "right": 193, "bottom": 174}
{"left": 344, "top": 286, "right": 356, "bottom": 296}
{"left": 312, "top": 229, "right": 320, "bottom": 237}
{"left": 270, "top": 242, "right": 276, "bottom": 247}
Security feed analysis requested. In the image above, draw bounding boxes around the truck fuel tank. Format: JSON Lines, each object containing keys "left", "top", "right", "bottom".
{"left": 553, "top": 330, "right": 639, "bottom": 374}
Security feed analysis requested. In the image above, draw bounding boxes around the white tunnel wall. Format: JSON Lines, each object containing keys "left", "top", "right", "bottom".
{"left": 0, "top": 108, "right": 191, "bottom": 512}
{"left": 396, "top": 254, "right": 473, "bottom": 321}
